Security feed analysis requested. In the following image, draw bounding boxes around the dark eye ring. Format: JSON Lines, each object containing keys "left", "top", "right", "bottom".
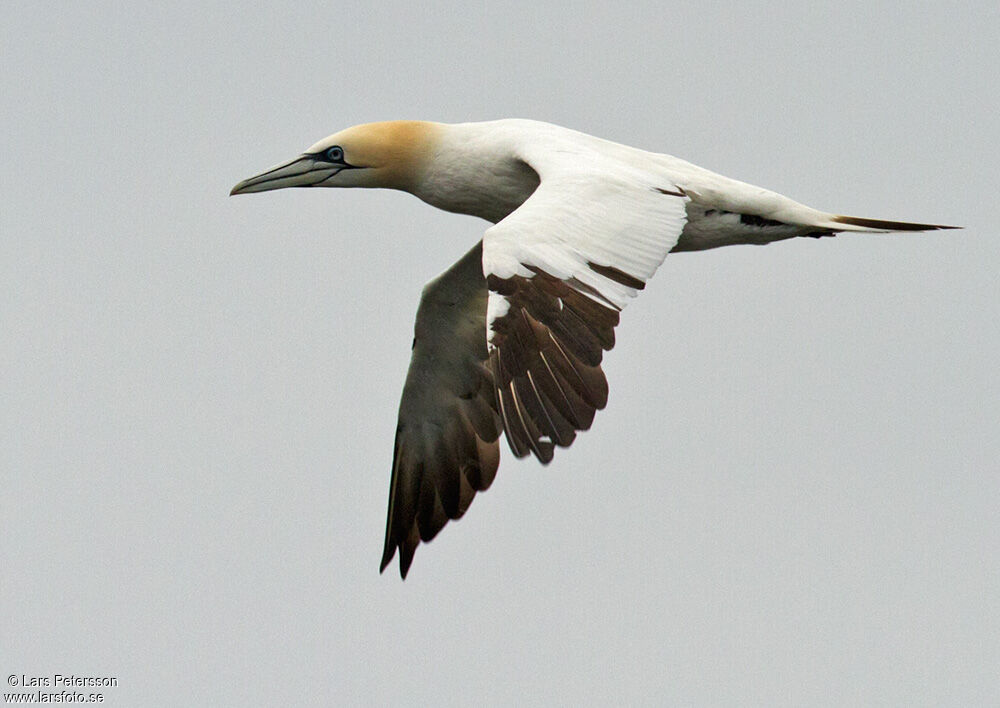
{"left": 325, "top": 146, "right": 344, "bottom": 162}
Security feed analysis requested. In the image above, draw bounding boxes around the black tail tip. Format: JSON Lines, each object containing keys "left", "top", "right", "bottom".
{"left": 832, "top": 215, "right": 962, "bottom": 231}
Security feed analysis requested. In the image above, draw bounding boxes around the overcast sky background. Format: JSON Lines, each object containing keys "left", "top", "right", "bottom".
{"left": 3, "top": 2, "right": 998, "bottom": 706}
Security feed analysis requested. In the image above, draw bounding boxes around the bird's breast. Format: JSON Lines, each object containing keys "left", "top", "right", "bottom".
{"left": 413, "top": 154, "right": 540, "bottom": 223}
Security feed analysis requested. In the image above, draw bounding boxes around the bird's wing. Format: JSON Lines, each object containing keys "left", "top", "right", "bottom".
{"left": 380, "top": 241, "right": 502, "bottom": 579}
{"left": 483, "top": 143, "right": 689, "bottom": 462}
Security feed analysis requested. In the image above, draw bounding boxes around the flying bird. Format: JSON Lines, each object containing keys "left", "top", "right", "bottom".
{"left": 231, "top": 119, "right": 955, "bottom": 578}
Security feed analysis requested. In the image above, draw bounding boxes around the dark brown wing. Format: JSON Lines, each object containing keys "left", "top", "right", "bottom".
{"left": 485, "top": 266, "right": 627, "bottom": 464}
{"left": 380, "top": 241, "right": 502, "bottom": 579}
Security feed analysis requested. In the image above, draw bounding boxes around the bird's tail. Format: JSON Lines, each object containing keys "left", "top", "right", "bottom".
{"left": 822, "top": 214, "right": 960, "bottom": 233}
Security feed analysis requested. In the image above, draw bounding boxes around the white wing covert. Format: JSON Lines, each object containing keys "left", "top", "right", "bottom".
{"left": 483, "top": 144, "right": 689, "bottom": 462}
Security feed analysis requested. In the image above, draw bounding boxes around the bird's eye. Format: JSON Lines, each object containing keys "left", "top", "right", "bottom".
{"left": 325, "top": 146, "right": 344, "bottom": 162}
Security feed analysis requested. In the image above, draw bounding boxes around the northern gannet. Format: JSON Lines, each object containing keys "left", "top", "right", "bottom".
{"left": 231, "top": 119, "right": 955, "bottom": 578}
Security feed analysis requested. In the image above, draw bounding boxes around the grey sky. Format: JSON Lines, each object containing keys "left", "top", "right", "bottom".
{"left": 3, "top": 2, "right": 998, "bottom": 706}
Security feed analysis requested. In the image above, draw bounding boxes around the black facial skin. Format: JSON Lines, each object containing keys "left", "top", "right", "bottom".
{"left": 307, "top": 145, "right": 365, "bottom": 179}
{"left": 312, "top": 145, "right": 357, "bottom": 168}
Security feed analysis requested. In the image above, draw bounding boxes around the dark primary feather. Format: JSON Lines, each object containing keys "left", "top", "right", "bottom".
{"left": 485, "top": 266, "right": 619, "bottom": 465}
{"left": 380, "top": 242, "right": 502, "bottom": 579}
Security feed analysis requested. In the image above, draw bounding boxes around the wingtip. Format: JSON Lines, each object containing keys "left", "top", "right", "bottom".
{"left": 379, "top": 543, "right": 396, "bottom": 575}
{"left": 399, "top": 547, "right": 415, "bottom": 579}
{"left": 380, "top": 540, "right": 415, "bottom": 580}
{"left": 379, "top": 552, "right": 411, "bottom": 580}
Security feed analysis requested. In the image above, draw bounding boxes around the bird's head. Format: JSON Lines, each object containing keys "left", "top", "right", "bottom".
{"left": 230, "top": 121, "right": 440, "bottom": 196}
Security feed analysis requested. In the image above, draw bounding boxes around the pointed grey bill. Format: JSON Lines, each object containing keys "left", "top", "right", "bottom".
{"left": 230, "top": 155, "right": 341, "bottom": 195}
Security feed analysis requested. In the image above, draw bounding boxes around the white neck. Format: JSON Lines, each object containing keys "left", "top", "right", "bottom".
{"left": 410, "top": 122, "right": 540, "bottom": 223}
